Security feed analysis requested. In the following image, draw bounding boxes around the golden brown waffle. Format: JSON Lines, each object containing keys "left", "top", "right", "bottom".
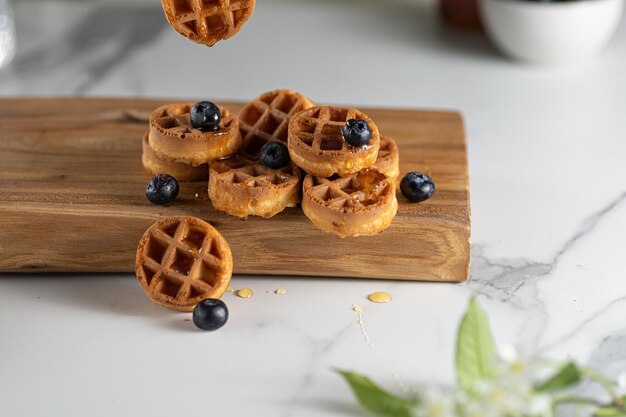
{"left": 209, "top": 156, "right": 301, "bottom": 218}
{"left": 372, "top": 136, "right": 400, "bottom": 183}
{"left": 288, "top": 106, "right": 380, "bottom": 177}
{"left": 161, "top": 0, "right": 256, "bottom": 46}
{"left": 238, "top": 89, "right": 315, "bottom": 160}
{"left": 135, "top": 216, "right": 233, "bottom": 312}
{"left": 142, "top": 132, "right": 208, "bottom": 182}
{"left": 148, "top": 102, "right": 241, "bottom": 166}
{"left": 302, "top": 169, "right": 397, "bottom": 238}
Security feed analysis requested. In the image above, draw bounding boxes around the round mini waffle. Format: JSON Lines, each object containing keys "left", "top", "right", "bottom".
{"left": 238, "top": 89, "right": 315, "bottom": 160}
{"left": 148, "top": 102, "right": 241, "bottom": 166}
{"left": 302, "top": 169, "right": 398, "bottom": 238}
{"left": 372, "top": 136, "right": 400, "bottom": 183}
{"left": 161, "top": 0, "right": 256, "bottom": 47}
{"left": 135, "top": 216, "right": 233, "bottom": 312}
{"left": 288, "top": 106, "right": 380, "bottom": 178}
{"left": 209, "top": 156, "right": 301, "bottom": 218}
{"left": 141, "top": 132, "right": 208, "bottom": 182}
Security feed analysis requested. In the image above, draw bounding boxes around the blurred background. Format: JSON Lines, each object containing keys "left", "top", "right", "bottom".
{"left": 2, "top": 4, "right": 626, "bottom": 416}
{"left": 0, "top": 0, "right": 625, "bottom": 260}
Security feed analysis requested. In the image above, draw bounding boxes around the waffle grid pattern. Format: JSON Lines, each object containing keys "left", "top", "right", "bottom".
{"left": 239, "top": 90, "right": 313, "bottom": 159}
{"left": 152, "top": 104, "right": 235, "bottom": 137}
{"left": 138, "top": 218, "right": 227, "bottom": 303}
{"left": 215, "top": 158, "right": 298, "bottom": 188}
{"left": 164, "top": 0, "right": 254, "bottom": 44}
{"left": 309, "top": 173, "right": 389, "bottom": 210}
{"left": 291, "top": 107, "right": 360, "bottom": 153}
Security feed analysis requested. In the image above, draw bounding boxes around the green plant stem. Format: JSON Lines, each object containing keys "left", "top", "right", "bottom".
{"left": 582, "top": 367, "right": 623, "bottom": 406}
{"left": 554, "top": 394, "right": 603, "bottom": 407}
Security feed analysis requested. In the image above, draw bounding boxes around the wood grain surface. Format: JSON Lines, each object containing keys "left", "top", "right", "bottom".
{"left": 0, "top": 98, "right": 470, "bottom": 281}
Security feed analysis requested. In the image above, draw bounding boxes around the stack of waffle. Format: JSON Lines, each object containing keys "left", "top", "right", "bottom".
{"left": 140, "top": 89, "right": 401, "bottom": 238}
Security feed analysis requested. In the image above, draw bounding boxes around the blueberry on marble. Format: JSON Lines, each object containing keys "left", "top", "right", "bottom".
{"left": 193, "top": 299, "right": 229, "bottom": 331}
{"left": 145, "top": 174, "right": 179, "bottom": 205}
{"left": 341, "top": 119, "right": 372, "bottom": 147}
{"left": 400, "top": 172, "right": 435, "bottom": 203}
{"left": 259, "top": 141, "right": 290, "bottom": 169}
{"left": 190, "top": 101, "right": 221, "bottom": 132}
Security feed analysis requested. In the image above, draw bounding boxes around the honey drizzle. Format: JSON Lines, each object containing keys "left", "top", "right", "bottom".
{"left": 354, "top": 169, "right": 387, "bottom": 205}
{"left": 352, "top": 305, "right": 412, "bottom": 395}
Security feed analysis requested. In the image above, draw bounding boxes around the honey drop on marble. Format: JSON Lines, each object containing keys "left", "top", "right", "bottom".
{"left": 236, "top": 288, "right": 254, "bottom": 298}
{"left": 367, "top": 292, "right": 392, "bottom": 303}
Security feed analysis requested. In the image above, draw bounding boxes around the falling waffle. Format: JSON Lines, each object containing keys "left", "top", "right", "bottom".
{"left": 288, "top": 106, "right": 380, "bottom": 178}
{"left": 142, "top": 132, "right": 208, "bottom": 182}
{"left": 161, "top": 0, "right": 256, "bottom": 47}
{"left": 148, "top": 102, "right": 241, "bottom": 166}
{"left": 209, "top": 156, "right": 301, "bottom": 218}
{"left": 135, "top": 216, "right": 233, "bottom": 312}
{"left": 372, "top": 136, "right": 400, "bottom": 183}
{"left": 238, "top": 89, "right": 315, "bottom": 160}
{"left": 301, "top": 169, "right": 398, "bottom": 238}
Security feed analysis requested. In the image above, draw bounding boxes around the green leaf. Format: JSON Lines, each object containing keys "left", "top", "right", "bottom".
{"left": 536, "top": 362, "right": 581, "bottom": 392}
{"left": 336, "top": 370, "right": 416, "bottom": 417}
{"left": 455, "top": 296, "right": 498, "bottom": 393}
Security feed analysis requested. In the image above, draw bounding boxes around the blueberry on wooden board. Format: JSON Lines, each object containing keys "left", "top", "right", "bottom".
{"left": 145, "top": 174, "right": 179, "bottom": 205}
{"left": 400, "top": 172, "right": 435, "bottom": 203}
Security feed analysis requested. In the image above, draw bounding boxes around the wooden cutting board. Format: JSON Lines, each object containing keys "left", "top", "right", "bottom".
{"left": 0, "top": 98, "right": 470, "bottom": 281}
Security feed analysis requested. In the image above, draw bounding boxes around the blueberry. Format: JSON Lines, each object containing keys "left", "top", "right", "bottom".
{"left": 259, "top": 141, "right": 290, "bottom": 169}
{"left": 145, "top": 174, "right": 179, "bottom": 205}
{"left": 400, "top": 172, "right": 435, "bottom": 203}
{"left": 193, "top": 298, "right": 228, "bottom": 331}
{"left": 341, "top": 119, "right": 372, "bottom": 147}
{"left": 190, "top": 101, "right": 221, "bottom": 132}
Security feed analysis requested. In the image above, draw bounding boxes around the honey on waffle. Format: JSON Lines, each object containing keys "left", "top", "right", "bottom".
{"left": 372, "top": 136, "right": 400, "bottom": 183}
{"left": 148, "top": 102, "right": 241, "bottom": 166}
{"left": 161, "top": 0, "right": 256, "bottom": 46}
{"left": 288, "top": 106, "right": 380, "bottom": 177}
{"left": 238, "top": 89, "right": 315, "bottom": 160}
{"left": 209, "top": 156, "right": 301, "bottom": 218}
{"left": 135, "top": 216, "right": 233, "bottom": 312}
{"left": 142, "top": 132, "right": 208, "bottom": 182}
{"left": 302, "top": 169, "right": 397, "bottom": 237}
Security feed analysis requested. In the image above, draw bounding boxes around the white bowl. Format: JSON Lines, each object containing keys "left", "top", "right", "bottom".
{"left": 479, "top": 0, "right": 624, "bottom": 65}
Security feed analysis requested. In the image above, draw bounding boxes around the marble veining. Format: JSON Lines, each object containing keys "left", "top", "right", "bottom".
{"left": 1, "top": 0, "right": 626, "bottom": 416}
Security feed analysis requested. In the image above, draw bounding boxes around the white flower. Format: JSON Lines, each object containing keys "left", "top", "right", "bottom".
{"left": 413, "top": 388, "right": 458, "bottom": 417}
{"left": 498, "top": 345, "right": 520, "bottom": 363}
{"left": 617, "top": 372, "right": 626, "bottom": 395}
{"left": 463, "top": 363, "right": 554, "bottom": 417}
{"left": 526, "top": 393, "right": 553, "bottom": 416}
{"left": 497, "top": 345, "right": 545, "bottom": 382}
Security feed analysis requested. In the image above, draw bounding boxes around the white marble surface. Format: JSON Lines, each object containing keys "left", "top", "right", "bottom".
{"left": 1, "top": 0, "right": 626, "bottom": 416}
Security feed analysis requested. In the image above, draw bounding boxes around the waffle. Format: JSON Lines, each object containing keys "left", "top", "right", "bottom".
{"left": 161, "top": 0, "right": 256, "bottom": 47}
{"left": 301, "top": 169, "right": 397, "bottom": 238}
{"left": 239, "top": 89, "right": 315, "bottom": 160}
{"left": 142, "top": 132, "right": 209, "bottom": 182}
{"left": 209, "top": 156, "right": 301, "bottom": 218}
{"left": 288, "top": 106, "right": 380, "bottom": 177}
{"left": 135, "top": 216, "right": 233, "bottom": 312}
{"left": 372, "top": 136, "right": 400, "bottom": 183}
{"left": 148, "top": 102, "right": 241, "bottom": 166}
